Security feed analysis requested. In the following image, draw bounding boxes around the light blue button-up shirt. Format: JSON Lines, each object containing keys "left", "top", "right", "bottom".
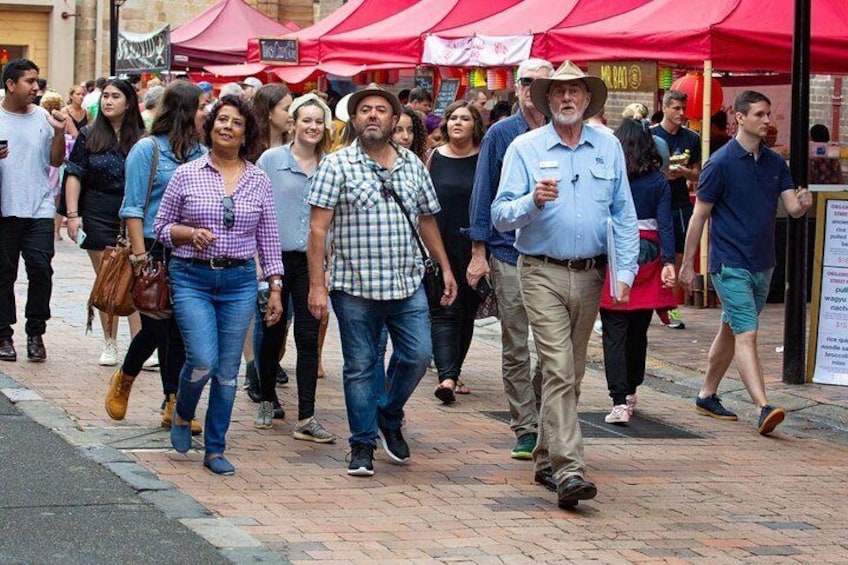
{"left": 257, "top": 143, "right": 315, "bottom": 253}
{"left": 491, "top": 122, "right": 639, "bottom": 287}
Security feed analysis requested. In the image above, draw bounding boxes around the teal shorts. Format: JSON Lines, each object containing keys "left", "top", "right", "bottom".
{"left": 710, "top": 266, "right": 773, "bottom": 335}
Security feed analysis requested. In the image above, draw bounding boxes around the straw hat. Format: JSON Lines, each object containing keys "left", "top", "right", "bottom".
{"left": 530, "top": 60, "right": 608, "bottom": 119}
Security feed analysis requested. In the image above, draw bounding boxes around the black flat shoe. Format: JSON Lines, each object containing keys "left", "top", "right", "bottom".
{"left": 557, "top": 475, "right": 597, "bottom": 509}
{"left": 26, "top": 336, "right": 46, "bottom": 362}
{"left": 0, "top": 338, "right": 16, "bottom": 362}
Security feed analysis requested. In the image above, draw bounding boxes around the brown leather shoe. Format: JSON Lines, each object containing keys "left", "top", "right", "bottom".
{"left": 0, "top": 338, "right": 16, "bottom": 362}
{"left": 105, "top": 369, "right": 135, "bottom": 420}
{"left": 160, "top": 394, "right": 203, "bottom": 435}
{"left": 26, "top": 335, "right": 46, "bottom": 362}
{"left": 557, "top": 475, "right": 598, "bottom": 509}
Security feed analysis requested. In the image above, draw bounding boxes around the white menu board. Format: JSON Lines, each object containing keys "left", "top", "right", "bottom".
{"left": 812, "top": 199, "right": 848, "bottom": 385}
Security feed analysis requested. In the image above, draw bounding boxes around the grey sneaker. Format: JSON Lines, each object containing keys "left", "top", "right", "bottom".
{"left": 293, "top": 417, "right": 336, "bottom": 443}
{"left": 254, "top": 401, "right": 274, "bottom": 429}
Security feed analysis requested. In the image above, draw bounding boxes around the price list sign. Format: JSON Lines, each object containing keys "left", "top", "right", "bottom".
{"left": 810, "top": 195, "right": 848, "bottom": 385}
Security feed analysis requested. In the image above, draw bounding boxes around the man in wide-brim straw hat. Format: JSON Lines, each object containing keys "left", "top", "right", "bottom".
{"left": 491, "top": 60, "right": 640, "bottom": 510}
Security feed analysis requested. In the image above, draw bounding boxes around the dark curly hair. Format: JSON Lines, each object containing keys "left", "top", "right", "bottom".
{"left": 614, "top": 118, "right": 662, "bottom": 179}
{"left": 397, "top": 107, "right": 428, "bottom": 162}
{"left": 204, "top": 95, "right": 261, "bottom": 162}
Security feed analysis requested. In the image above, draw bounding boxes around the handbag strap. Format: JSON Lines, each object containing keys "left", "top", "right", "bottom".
{"left": 374, "top": 168, "right": 431, "bottom": 263}
{"left": 141, "top": 139, "right": 162, "bottom": 253}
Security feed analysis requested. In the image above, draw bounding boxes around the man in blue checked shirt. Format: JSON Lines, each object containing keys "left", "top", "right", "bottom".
{"left": 307, "top": 87, "right": 456, "bottom": 478}
{"left": 492, "top": 61, "right": 639, "bottom": 510}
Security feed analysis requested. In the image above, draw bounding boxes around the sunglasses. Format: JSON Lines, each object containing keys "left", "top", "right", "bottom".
{"left": 375, "top": 169, "right": 394, "bottom": 200}
{"left": 222, "top": 196, "right": 235, "bottom": 229}
{"left": 518, "top": 77, "right": 534, "bottom": 87}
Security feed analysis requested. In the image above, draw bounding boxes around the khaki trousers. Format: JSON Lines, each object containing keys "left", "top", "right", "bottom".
{"left": 519, "top": 256, "right": 603, "bottom": 481}
{"left": 489, "top": 256, "right": 543, "bottom": 438}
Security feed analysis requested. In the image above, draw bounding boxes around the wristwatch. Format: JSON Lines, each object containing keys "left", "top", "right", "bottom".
{"left": 269, "top": 279, "right": 283, "bottom": 289}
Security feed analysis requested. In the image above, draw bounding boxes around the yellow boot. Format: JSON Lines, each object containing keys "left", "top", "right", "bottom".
{"left": 161, "top": 394, "right": 203, "bottom": 436}
{"left": 105, "top": 369, "right": 135, "bottom": 420}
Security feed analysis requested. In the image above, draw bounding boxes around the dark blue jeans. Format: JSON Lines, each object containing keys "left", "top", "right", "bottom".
{"left": 331, "top": 285, "right": 431, "bottom": 447}
{"left": 0, "top": 217, "right": 54, "bottom": 339}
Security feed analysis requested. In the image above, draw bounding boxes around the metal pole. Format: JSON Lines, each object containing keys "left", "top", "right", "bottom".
{"left": 783, "top": 0, "right": 811, "bottom": 384}
{"left": 109, "top": 0, "right": 117, "bottom": 76}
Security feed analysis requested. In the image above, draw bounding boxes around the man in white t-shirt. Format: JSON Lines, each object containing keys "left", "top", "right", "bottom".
{"left": 0, "top": 59, "right": 67, "bottom": 362}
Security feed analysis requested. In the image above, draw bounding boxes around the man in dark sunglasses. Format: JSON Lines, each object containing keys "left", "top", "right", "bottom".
{"left": 463, "top": 58, "right": 553, "bottom": 465}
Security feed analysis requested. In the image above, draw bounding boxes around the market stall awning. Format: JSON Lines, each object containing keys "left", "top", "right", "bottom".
{"left": 171, "top": 0, "right": 298, "bottom": 71}
{"left": 424, "top": 0, "right": 651, "bottom": 66}
{"left": 318, "top": 0, "right": 523, "bottom": 70}
{"left": 544, "top": 0, "right": 848, "bottom": 74}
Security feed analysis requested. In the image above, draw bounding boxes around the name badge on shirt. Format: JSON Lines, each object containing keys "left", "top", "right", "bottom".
{"left": 539, "top": 161, "right": 558, "bottom": 169}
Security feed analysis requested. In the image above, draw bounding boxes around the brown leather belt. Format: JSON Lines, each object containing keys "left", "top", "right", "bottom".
{"left": 524, "top": 254, "right": 607, "bottom": 271}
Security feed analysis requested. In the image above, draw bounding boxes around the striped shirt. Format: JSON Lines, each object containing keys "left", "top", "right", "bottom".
{"left": 154, "top": 154, "right": 284, "bottom": 277}
{"left": 309, "top": 139, "right": 441, "bottom": 301}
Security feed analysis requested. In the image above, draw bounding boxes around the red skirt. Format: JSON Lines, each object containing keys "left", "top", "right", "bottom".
{"left": 600, "top": 229, "right": 677, "bottom": 311}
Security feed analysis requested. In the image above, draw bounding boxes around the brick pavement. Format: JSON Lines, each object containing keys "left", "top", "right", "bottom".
{"left": 3, "top": 238, "right": 848, "bottom": 563}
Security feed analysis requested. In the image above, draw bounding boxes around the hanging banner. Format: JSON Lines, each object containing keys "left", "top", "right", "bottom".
{"left": 587, "top": 61, "right": 657, "bottom": 93}
{"left": 423, "top": 35, "right": 532, "bottom": 67}
{"left": 116, "top": 26, "right": 171, "bottom": 73}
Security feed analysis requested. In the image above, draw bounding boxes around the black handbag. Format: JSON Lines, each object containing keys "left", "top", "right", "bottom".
{"left": 381, "top": 177, "right": 445, "bottom": 310}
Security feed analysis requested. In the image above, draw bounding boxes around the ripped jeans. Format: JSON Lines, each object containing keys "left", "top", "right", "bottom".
{"left": 168, "top": 257, "right": 256, "bottom": 456}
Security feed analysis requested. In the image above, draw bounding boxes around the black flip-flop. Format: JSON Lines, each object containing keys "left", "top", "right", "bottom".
{"left": 434, "top": 382, "right": 456, "bottom": 404}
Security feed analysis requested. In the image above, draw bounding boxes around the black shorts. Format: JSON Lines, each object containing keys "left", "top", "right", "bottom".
{"left": 671, "top": 204, "right": 694, "bottom": 255}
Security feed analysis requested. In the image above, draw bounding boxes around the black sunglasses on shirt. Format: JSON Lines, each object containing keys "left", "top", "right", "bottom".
{"left": 222, "top": 196, "right": 235, "bottom": 229}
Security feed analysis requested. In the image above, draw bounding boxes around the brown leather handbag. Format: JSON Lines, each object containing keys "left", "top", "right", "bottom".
{"left": 87, "top": 239, "right": 136, "bottom": 334}
{"left": 131, "top": 253, "right": 171, "bottom": 318}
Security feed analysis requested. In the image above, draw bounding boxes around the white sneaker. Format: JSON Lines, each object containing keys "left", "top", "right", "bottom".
{"left": 142, "top": 353, "right": 159, "bottom": 371}
{"left": 593, "top": 318, "right": 603, "bottom": 336}
{"left": 605, "top": 404, "right": 630, "bottom": 424}
{"left": 626, "top": 394, "right": 638, "bottom": 415}
{"left": 99, "top": 340, "right": 118, "bottom": 366}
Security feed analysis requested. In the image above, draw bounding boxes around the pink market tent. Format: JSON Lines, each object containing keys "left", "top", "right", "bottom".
{"left": 171, "top": 0, "right": 298, "bottom": 71}
{"left": 206, "top": 0, "right": 420, "bottom": 82}
{"left": 544, "top": 0, "right": 848, "bottom": 74}
{"left": 316, "top": 0, "right": 524, "bottom": 75}
{"left": 425, "top": 0, "right": 652, "bottom": 67}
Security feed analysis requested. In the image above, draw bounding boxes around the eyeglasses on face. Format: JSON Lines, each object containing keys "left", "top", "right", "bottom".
{"left": 222, "top": 196, "right": 235, "bottom": 229}
{"left": 518, "top": 77, "right": 534, "bottom": 87}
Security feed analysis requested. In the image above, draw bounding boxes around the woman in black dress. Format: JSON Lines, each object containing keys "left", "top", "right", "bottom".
{"left": 64, "top": 84, "right": 88, "bottom": 139}
{"left": 430, "top": 100, "right": 486, "bottom": 403}
{"left": 65, "top": 78, "right": 145, "bottom": 366}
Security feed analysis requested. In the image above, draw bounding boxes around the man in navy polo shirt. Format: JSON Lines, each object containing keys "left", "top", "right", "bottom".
{"left": 680, "top": 90, "right": 812, "bottom": 435}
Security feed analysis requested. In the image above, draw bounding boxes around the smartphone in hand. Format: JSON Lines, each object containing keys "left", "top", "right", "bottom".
{"left": 76, "top": 227, "right": 87, "bottom": 248}
{"left": 474, "top": 276, "right": 494, "bottom": 299}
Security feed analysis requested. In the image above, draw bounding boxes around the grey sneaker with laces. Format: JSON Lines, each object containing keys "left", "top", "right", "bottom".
{"left": 293, "top": 417, "right": 336, "bottom": 443}
{"left": 254, "top": 401, "right": 274, "bottom": 429}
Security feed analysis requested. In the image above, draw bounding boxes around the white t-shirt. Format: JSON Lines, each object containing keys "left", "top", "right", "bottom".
{"left": 0, "top": 105, "right": 56, "bottom": 219}
{"left": 82, "top": 89, "right": 101, "bottom": 116}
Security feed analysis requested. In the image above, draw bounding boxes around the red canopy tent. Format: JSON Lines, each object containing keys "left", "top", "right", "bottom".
{"left": 543, "top": 0, "right": 848, "bottom": 74}
{"left": 206, "top": 0, "right": 420, "bottom": 81}
{"left": 425, "top": 0, "right": 652, "bottom": 66}
{"left": 171, "top": 0, "right": 298, "bottom": 71}
{"left": 316, "top": 0, "right": 525, "bottom": 75}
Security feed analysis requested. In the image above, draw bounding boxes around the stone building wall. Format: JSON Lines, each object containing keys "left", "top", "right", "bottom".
{"left": 73, "top": 0, "right": 313, "bottom": 82}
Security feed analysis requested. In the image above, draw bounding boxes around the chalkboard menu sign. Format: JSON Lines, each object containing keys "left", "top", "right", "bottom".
{"left": 258, "top": 38, "right": 299, "bottom": 65}
{"left": 433, "top": 78, "right": 460, "bottom": 117}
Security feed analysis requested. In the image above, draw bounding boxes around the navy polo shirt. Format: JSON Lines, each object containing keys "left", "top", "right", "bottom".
{"left": 697, "top": 138, "right": 793, "bottom": 273}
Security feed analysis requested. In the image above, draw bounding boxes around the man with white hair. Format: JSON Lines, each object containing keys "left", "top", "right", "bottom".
{"left": 219, "top": 82, "right": 245, "bottom": 99}
{"left": 492, "top": 61, "right": 639, "bottom": 509}
{"left": 464, "top": 58, "right": 552, "bottom": 464}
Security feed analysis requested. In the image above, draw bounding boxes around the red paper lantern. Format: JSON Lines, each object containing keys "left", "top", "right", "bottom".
{"left": 670, "top": 72, "right": 723, "bottom": 120}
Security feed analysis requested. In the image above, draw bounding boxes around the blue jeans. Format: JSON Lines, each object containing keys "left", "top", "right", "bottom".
{"left": 331, "top": 285, "right": 432, "bottom": 447}
{"left": 169, "top": 258, "right": 256, "bottom": 456}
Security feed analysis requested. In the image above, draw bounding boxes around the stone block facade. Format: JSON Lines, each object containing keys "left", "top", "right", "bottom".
{"left": 73, "top": 0, "right": 313, "bottom": 82}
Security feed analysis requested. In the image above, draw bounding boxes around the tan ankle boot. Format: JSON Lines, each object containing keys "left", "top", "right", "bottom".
{"left": 105, "top": 369, "right": 135, "bottom": 420}
{"left": 161, "top": 394, "right": 203, "bottom": 436}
